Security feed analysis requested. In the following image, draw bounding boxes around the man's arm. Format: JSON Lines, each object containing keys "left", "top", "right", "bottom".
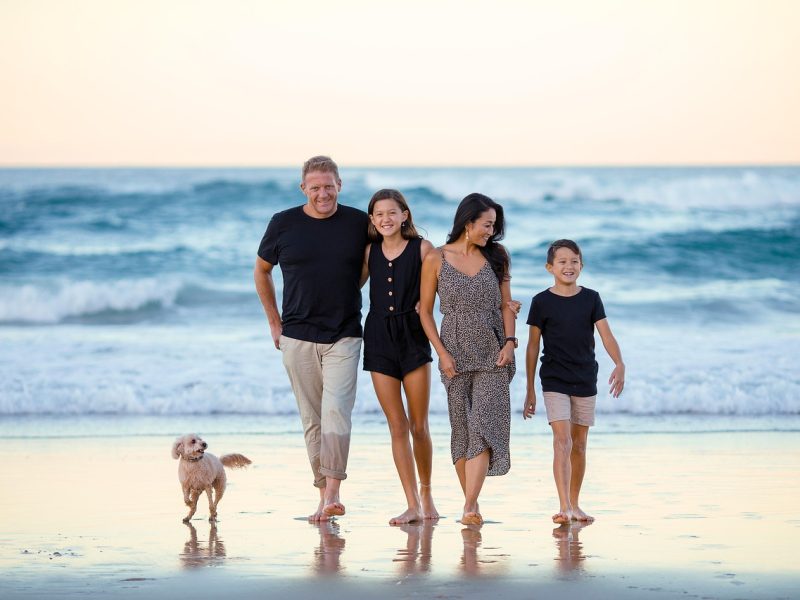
{"left": 254, "top": 256, "right": 282, "bottom": 350}
{"left": 595, "top": 318, "right": 625, "bottom": 397}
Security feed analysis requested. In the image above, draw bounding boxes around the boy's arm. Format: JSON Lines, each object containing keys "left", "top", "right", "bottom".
{"left": 523, "top": 325, "right": 541, "bottom": 419}
{"left": 595, "top": 318, "right": 625, "bottom": 397}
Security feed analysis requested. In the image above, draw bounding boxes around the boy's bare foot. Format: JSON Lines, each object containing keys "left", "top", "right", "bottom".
{"left": 390, "top": 508, "right": 422, "bottom": 525}
{"left": 552, "top": 511, "right": 571, "bottom": 524}
{"left": 420, "top": 484, "right": 440, "bottom": 519}
{"left": 571, "top": 506, "right": 594, "bottom": 522}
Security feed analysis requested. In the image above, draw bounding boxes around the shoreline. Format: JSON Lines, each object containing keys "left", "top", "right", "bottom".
{"left": 1, "top": 416, "right": 798, "bottom": 599}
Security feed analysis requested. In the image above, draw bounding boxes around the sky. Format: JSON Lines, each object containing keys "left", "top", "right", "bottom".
{"left": 1, "top": 0, "right": 798, "bottom": 166}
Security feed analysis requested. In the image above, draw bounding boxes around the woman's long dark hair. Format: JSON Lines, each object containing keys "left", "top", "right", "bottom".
{"left": 446, "top": 193, "right": 509, "bottom": 283}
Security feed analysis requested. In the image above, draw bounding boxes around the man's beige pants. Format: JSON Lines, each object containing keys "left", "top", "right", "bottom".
{"left": 280, "top": 335, "right": 361, "bottom": 488}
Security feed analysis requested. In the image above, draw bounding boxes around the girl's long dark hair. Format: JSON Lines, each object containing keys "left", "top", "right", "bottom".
{"left": 446, "top": 193, "right": 509, "bottom": 283}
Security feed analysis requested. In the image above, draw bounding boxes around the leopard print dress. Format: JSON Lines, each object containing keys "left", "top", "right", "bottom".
{"left": 437, "top": 254, "right": 514, "bottom": 476}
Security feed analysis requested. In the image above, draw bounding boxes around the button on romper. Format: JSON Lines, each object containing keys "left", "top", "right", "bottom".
{"left": 437, "top": 255, "right": 514, "bottom": 476}
{"left": 363, "top": 237, "right": 433, "bottom": 380}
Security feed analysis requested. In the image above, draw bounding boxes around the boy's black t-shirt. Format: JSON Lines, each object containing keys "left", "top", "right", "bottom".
{"left": 526, "top": 287, "right": 606, "bottom": 397}
{"left": 257, "top": 204, "right": 369, "bottom": 343}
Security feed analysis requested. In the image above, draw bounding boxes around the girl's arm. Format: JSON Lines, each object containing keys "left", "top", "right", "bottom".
{"left": 359, "top": 244, "right": 371, "bottom": 288}
{"left": 595, "top": 318, "right": 625, "bottom": 397}
{"left": 419, "top": 249, "right": 457, "bottom": 378}
{"left": 496, "top": 274, "right": 516, "bottom": 367}
{"left": 523, "top": 325, "right": 541, "bottom": 419}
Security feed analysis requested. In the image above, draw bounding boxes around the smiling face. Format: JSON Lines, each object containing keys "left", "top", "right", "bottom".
{"left": 369, "top": 198, "right": 408, "bottom": 239}
{"left": 300, "top": 170, "right": 341, "bottom": 219}
{"left": 466, "top": 208, "right": 496, "bottom": 247}
{"left": 547, "top": 246, "right": 583, "bottom": 285}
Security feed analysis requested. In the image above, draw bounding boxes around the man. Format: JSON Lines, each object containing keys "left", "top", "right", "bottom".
{"left": 254, "top": 156, "right": 368, "bottom": 521}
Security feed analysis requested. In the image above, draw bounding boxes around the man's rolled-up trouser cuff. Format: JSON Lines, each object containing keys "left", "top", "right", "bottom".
{"left": 319, "top": 466, "right": 347, "bottom": 481}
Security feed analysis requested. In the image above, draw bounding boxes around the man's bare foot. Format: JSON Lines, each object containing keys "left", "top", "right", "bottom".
{"left": 323, "top": 501, "right": 345, "bottom": 517}
{"left": 552, "top": 510, "right": 572, "bottom": 524}
{"left": 461, "top": 511, "right": 483, "bottom": 525}
{"left": 420, "top": 485, "right": 440, "bottom": 520}
{"left": 390, "top": 507, "right": 422, "bottom": 525}
{"left": 308, "top": 499, "right": 332, "bottom": 522}
{"left": 572, "top": 506, "right": 594, "bottom": 522}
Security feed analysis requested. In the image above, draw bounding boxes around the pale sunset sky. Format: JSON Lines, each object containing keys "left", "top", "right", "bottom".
{"left": 1, "top": 0, "right": 798, "bottom": 166}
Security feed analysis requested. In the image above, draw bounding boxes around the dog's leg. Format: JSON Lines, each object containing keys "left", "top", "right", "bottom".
{"left": 211, "top": 478, "right": 226, "bottom": 521}
{"left": 183, "top": 490, "right": 200, "bottom": 523}
{"left": 206, "top": 487, "right": 217, "bottom": 522}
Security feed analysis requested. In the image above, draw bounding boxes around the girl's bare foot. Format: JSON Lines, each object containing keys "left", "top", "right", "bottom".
{"left": 420, "top": 484, "right": 440, "bottom": 519}
{"left": 552, "top": 510, "right": 572, "bottom": 524}
{"left": 461, "top": 511, "right": 483, "bottom": 525}
{"left": 390, "top": 507, "right": 422, "bottom": 525}
{"left": 572, "top": 506, "right": 594, "bottom": 522}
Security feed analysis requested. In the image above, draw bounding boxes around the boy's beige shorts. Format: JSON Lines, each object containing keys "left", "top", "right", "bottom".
{"left": 543, "top": 391, "right": 596, "bottom": 426}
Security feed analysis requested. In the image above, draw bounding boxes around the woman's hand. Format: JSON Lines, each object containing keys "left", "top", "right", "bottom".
{"left": 496, "top": 342, "right": 515, "bottom": 367}
{"left": 439, "top": 352, "right": 458, "bottom": 379}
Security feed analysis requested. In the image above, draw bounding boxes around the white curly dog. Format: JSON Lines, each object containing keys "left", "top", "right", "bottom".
{"left": 172, "top": 433, "right": 252, "bottom": 522}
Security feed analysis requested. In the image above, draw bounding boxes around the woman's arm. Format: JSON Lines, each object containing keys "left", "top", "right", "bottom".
{"left": 419, "top": 249, "right": 457, "bottom": 378}
{"left": 496, "top": 275, "right": 516, "bottom": 367}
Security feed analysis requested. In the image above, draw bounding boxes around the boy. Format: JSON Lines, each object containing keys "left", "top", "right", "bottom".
{"left": 523, "top": 239, "right": 625, "bottom": 523}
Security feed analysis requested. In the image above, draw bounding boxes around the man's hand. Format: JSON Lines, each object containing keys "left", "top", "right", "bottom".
{"left": 270, "top": 322, "right": 282, "bottom": 350}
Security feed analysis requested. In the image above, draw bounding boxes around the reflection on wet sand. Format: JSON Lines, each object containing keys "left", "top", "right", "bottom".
{"left": 392, "top": 521, "right": 435, "bottom": 575}
{"left": 552, "top": 521, "right": 591, "bottom": 576}
{"left": 460, "top": 523, "right": 510, "bottom": 577}
{"left": 180, "top": 522, "right": 226, "bottom": 569}
{"left": 312, "top": 521, "right": 346, "bottom": 575}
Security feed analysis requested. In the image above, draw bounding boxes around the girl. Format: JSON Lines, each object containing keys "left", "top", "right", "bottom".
{"left": 419, "top": 192, "right": 516, "bottom": 526}
{"left": 363, "top": 189, "right": 439, "bottom": 524}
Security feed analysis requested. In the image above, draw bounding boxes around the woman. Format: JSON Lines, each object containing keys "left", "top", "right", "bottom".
{"left": 419, "top": 193, "right": 516, "bottom": 525}
{"left": 363, "top": 189, "right": 439, "bottom": 524}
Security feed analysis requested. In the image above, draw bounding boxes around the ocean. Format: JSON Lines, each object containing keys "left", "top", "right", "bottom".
{"left": 1, "top": 166, "right": 798, "bottom": 421}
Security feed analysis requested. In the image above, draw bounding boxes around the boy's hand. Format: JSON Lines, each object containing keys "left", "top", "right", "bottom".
{"left": 439, "top": 352, "right": 458, "bottom": 379}
{"left": 523, "top": 389, "right": 537, "bottom": 419}
{"left": 609, "top": 364, "right": 625, "bottom": 397}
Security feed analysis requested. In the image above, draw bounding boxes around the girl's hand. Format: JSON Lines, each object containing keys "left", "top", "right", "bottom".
{"left": 609, "top": 363, "right": 625, "bottom": 397}
{"left": 507, "top": 299, "right": 522, "bottom": 319}
{"left": 523, "top": 389, "right": 537, "bottom": 419}
{"left": 439, "top": 352, "right": 458, "bottom": 379}
{"left": 496, "top": 342, "right": 515, "bottom": 367}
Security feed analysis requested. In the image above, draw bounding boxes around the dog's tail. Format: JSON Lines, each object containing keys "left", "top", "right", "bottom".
{"left": 220, "top": 454, "right": 252, "bottom": 469}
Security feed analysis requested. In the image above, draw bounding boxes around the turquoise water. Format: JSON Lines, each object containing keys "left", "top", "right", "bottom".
{"left": 1, "top": 167, "right": 798, "bottom": 417}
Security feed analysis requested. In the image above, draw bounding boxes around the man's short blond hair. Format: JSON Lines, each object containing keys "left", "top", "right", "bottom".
{"left": 302, "top": 156, "right": 340, "bottom": 182}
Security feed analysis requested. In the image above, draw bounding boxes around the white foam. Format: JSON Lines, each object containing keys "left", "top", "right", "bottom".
{"left": 0, "top": 279, "right": 182, "bottom": 323}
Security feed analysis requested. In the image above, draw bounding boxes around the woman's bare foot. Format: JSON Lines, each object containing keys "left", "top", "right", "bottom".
{"left": 552, "top": 510, "right": 572, "bottom": 524}
{"left": 571, "top": 506, "right": 594, "bottom": 522}
{"left": 389, "top": 507, "right": 422, "bottom": 525}
{"left": 420, "top": 484, "right": 439, "bottom": 519}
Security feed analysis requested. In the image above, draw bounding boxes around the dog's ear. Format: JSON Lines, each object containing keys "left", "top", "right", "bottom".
{"left": 172, "top": 437, "right": 183, "bottom": 459}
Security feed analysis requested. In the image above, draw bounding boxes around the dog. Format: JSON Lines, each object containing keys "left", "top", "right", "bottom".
{"left": 172, "top": 433, "right": 252, "bottom": 522}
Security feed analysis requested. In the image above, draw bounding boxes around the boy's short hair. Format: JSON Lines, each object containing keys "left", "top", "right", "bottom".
{"left": 302, "top": 155, "right": 340, "bottom": 182}
{"left": 547, "top": 239, "right": 582, "bottom": 264}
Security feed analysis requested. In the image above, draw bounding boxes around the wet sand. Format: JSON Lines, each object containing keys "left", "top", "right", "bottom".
{"left": 0, "top": 415, "right": 798, "bottom": 599}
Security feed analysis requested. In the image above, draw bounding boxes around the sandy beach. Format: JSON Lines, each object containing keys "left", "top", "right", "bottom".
{"left": 0, "top": 414, "right": 797, "bottom": 599}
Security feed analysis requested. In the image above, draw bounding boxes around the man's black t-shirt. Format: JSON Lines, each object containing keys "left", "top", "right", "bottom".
{"left": 526, "top": 287, "right": 606, "bottom": 397}
{"left": 258, "top": 204, "right": 369, "bottom": 343}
